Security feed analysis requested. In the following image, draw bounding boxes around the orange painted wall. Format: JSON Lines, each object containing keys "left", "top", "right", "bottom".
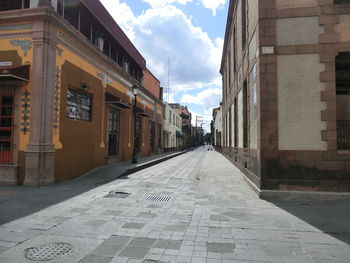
{"left": 143, "top": 69, "right": 160, "bottom": 99}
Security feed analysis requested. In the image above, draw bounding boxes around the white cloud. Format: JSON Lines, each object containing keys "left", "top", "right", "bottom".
{"left": 100, "top": 1, "right": 223, "bottom": 92}
{"left": 200, "top": 0, "right": 227, "bottom": 16}
{"left": 141, "top": 0, "right": 192, "bottom": 8}
{"left": 100, "top": 0, "right": 224, "bottom": 124}
{"left": 99, "top": 0, "right": 137, "bottom": 41}
{"left": 190, "top": 109, "right": 214, "bottom": 133}
{"left": 181, "top": 88, "right": 222, "bottom": 108}
{"left": 133, "top": 5, "right": 223, "bottom": 93}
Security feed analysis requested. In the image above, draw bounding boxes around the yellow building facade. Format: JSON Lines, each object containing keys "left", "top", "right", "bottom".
{"left": 0, "top": 1, "right": 164, "bottom": 186}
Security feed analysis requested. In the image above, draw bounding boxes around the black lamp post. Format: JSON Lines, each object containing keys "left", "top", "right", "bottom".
{"left": 132, "top": 84, "right": 140, "bottom": 163}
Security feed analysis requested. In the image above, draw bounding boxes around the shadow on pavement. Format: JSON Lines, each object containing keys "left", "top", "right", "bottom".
{"left": 0, "top": 151, "right": 186, "bottom": 225}
{"left": 0, "top": 164, "right": 131, "bottom": 225}
{"left": 269, "top": 199, "right": 350, "bottom": 245}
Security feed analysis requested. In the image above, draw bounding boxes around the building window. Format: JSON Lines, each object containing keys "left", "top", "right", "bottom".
{"left": 229, "top": 106, "right": 232, "bottom": 147}
{"left": 234, "top": 97, "right": 238, "bottom": 147}
{"left": 336, "top": 52, "right": 350, "bottom": 150}
{"left": 135, "top": 116, "right": 142, "bottom": 152}
{"left": 0, "top": 95, "right": 14, "bottom": 164}
{"left": 157, "top": 124, "right": 162, "bottom": 149}
{"left": 334, "top": 0, "right": 350, "bottom": 4}
{"left": 67, "top": 88, "right": 92, "bottom": 121}
{"left": 241, "top": 0, "right": 247, "bottom": 49}
{"left": 233, "top": 26, "right": 237, "bottom": 73}
{"left": 243, "top": 81, "right": 248, "bottom": 148}
{"left": 0, "top": 0, "right": 29, "bottom": 11}
{"left": 108, "top": 108, "right": 120, "bottom": 156}
{"left": 228, "top": 47, "right": 231, "bottom": 90}
{"left": 64, "top": 0, "right": 80, "bottom": 29}
{"left": 149, "top": 121, "right": 155, "bottom": 152}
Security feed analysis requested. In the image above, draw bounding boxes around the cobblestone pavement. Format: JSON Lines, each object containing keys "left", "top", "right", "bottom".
{"left": 0, "top": 147, "right": 349, "bottom": 262}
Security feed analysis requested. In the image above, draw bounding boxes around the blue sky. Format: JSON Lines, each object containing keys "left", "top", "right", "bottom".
{"left": 100, "top": 0, "right": 229, "bottom": 131}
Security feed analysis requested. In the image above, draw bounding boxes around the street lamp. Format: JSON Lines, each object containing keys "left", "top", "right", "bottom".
{"left": 132, "top": 84, "right": 140, "bottom": 163}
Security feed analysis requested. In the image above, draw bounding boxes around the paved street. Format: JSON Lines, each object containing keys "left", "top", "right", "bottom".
{"left": 0, "top": 147, "right": 350, "bottom": 263}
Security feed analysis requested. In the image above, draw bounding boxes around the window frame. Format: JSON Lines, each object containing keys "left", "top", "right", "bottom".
{"left": 67, "top": 87, "right": 93, "bottom": 122}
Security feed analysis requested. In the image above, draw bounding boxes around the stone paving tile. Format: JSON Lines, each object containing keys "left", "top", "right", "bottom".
{"left": 79, "top": 255, "right": 113, "bottom": 263}
{"left": 128, "top": 237, "right": 157, "bottom": 248}
{"left": 85, "top": 220, "right": 106, "bottom": 226}
{"left": 207, "top": 242, "right": 235, "bottom": 253}
{"left": 121, "top": 223, "right": 145, "bottom": 229}
{"left": 154, "top": 239, "right": 182, "bottom": 250}
{"left": 103, "top": 210, "right": 123, "bottom": 216}
{"left": 111, "top": 257, "right": 128, "bottom": 263}
{"left": 103, "top": 236, "right": 132, "bottom": 246}
{"left": 1, "top": 149, "right": 350, "bottom": 263}
{"left": 90, "top": 244, "right": 125, "bottom": 257}
{"left": 118, "top": 246, "right": 150, "bottom": 258}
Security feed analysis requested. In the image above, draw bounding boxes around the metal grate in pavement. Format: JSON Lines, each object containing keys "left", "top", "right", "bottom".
{"left": 24, "top": 242, "right": 73, "bottom": 261}
{"left": 145, "top": 195, "right": 172, "bottom": 202}
{"left": 104, "top": 191, "right": 131, "bottom": 199}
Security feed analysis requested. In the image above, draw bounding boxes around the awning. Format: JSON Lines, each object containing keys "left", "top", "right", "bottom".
{"left": 106, "top": 100, "right": 132, "bottom": 109}
{"left": 0, "top": 65, "right": 30, "bottom": 81}
{"left": 137, "top": 110, "right": 150, "bottom": 117}
{"left": 105, "top": 92, "right": 132, "bottom": 109}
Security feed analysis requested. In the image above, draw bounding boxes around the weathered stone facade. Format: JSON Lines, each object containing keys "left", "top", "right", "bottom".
{"left": 221, "top": 0, "right": 350, "bottom": 196}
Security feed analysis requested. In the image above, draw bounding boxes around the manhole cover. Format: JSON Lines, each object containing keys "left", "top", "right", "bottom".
{"left": 104, "top": 191, "right": 131, "bottom": 198}
{"left": 24, "top": 242, "right": 73, "bottom": 261}
{"left": 145, "top": 195, "right": 172, "bottom": 202}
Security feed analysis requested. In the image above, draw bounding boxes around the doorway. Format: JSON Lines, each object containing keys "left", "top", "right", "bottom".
{"left": 0, "top": 95, "right": 14, "bottom": 164}
{"left": 336, "top": 52, "right": 350, "bottom": 150}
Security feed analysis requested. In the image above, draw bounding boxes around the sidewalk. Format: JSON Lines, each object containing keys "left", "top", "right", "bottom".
{"left": 0, "top": 150, "right": 188, "bottom": 225}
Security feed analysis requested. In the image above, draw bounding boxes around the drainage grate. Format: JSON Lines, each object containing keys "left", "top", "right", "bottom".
{"left": 104, "top": 191, "right": 131, "bottom": 199}
{"left": 24, "top": 242, "right": 73, "bottom": 261}
{"left": 145, "top": 195, "right": 172, "bottom": 202}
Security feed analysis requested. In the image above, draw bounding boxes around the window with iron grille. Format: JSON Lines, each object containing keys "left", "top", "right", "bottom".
{"left": 241, "top": 0, "right": 247, "bottom": 49}
{"left": 135, "top": 116, "right": 142, "bottom": 152}
{"left": 0, "top": 0, "right": 29, "bottom": 11}
{"left": 149, "top": 121, "right": 155, "bottom": 151}
{"left": 108, "top": 108, "right": 120, "bottom": 156}
{"left": 234, "top": 97, "right": 238, "bottom": 147}
{"left": 243, "top": 80, "right": 249, "bottom": 148}
{"left": 334, "top": 0, "right": 350, "bottom": 4}
{"left": 158, "top": 124, "right": 162, "bottom": 148}
{"left": 0, "top": 95, "right": 14, "bottom": 164}
{"left": 336, "top": 52, "right": 350, "bottom": 150}
{"left": 229, "top": 106, "right": 232, "bottom": 147}
{"left": 67, "top": 88, "right": 92, "bottom": 121}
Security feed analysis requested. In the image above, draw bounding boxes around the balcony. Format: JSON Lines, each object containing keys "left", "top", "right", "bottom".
{"left": 0, "top": 0, "right": 145, "bottom": 83}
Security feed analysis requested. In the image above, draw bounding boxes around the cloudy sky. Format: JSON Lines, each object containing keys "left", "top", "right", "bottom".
{"left": 100, "top": 0, "right": 229, "bottom": 131}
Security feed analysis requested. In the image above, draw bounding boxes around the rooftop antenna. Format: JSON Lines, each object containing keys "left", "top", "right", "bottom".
{"left": 167, "top": 56, "right": 171, "bottom": 103}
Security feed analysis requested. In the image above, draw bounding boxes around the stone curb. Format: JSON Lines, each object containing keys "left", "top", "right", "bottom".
{"left": 239, "top": 168, "right": 350, "bottom": 201}
{"left": 260, "top": 189, "right": 350, "bottom": 201}
{"left": 121, "top": 150, "right": 189, "bottom": 176}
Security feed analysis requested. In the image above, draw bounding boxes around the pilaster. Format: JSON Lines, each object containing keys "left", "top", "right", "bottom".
{"left": 23, "top": 16, "right": 57, "bottom": 186}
